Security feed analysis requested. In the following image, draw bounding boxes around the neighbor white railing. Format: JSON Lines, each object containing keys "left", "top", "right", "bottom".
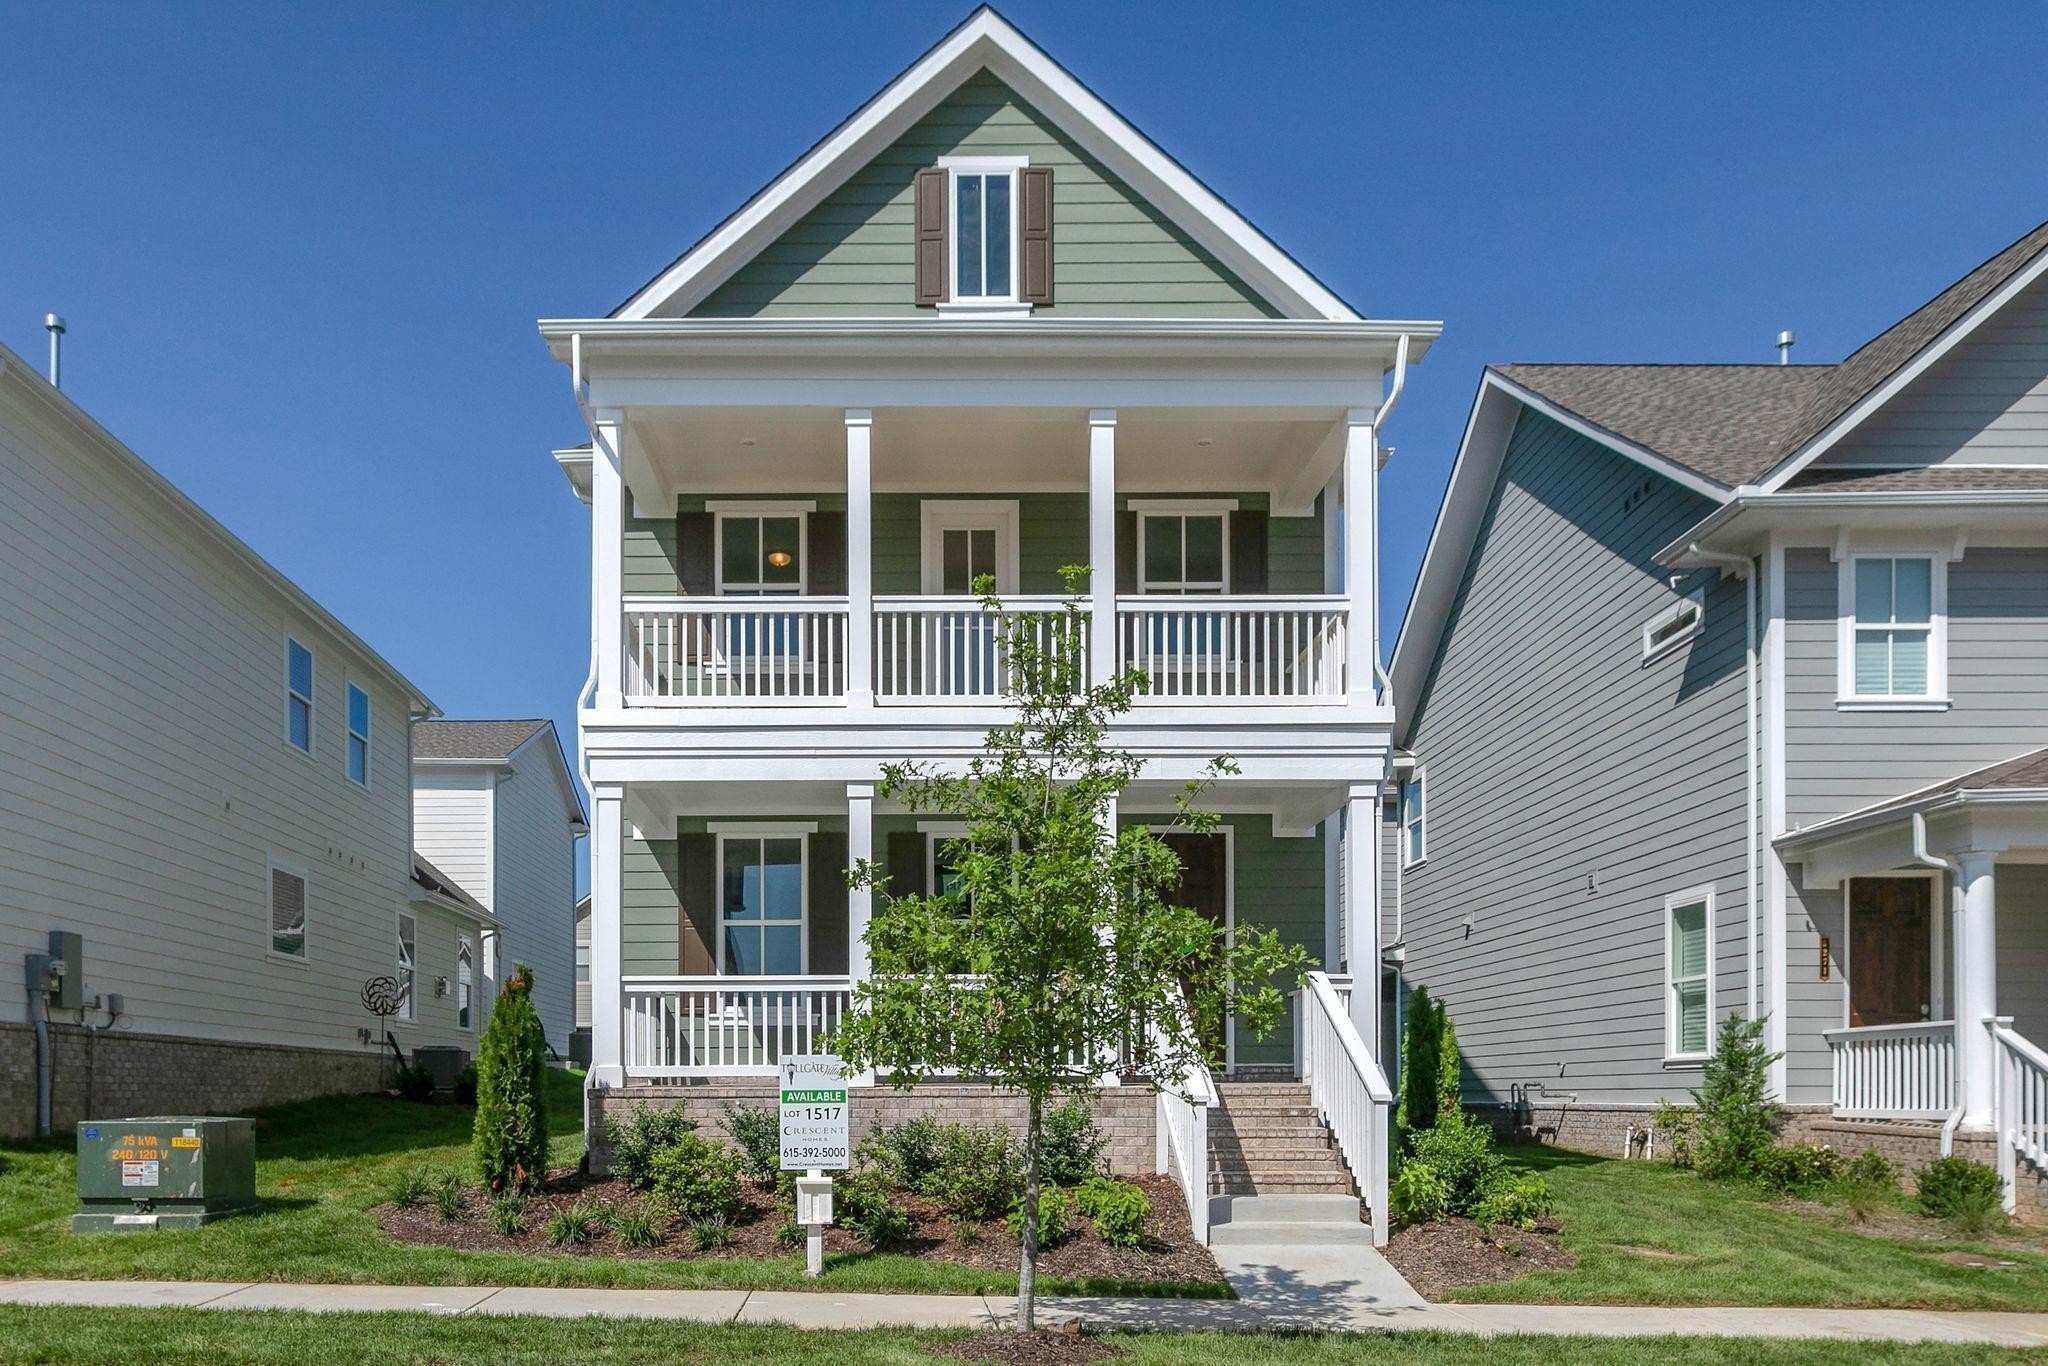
{"left": 1297, "top": 970, "right": 1393, "bottom": 1247}
{"left": 1989, "top": 1016, "right": 2048, "bottom": 1214}
{"left": 621, "top": 975, "right": 852, "bottom": 1077}
{"left": 1826, "top": 1021, "right": 1957, "bottom": 1119}
{"left": 624, "top": 597, "right": 848, "bottom": 703}
{"left": 1150, "top": 992, "right": 1217, "bottom": 1245}
{"left": 1116, "top": 596, "right": 1346, "bottom": 700}
{"left": 872, "top": 595, "right": 1086, "bottom": 702}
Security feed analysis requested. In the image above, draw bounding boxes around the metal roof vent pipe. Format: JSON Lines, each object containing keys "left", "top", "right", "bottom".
{"left": 1775, "top": 329, "right": 1796, "bottom": 365}
{"left": 44, "top": 313, "right": 66, "bottom": 388}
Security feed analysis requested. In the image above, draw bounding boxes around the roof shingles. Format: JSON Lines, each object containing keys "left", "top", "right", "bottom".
{"left": 413, "top": 719, "right": 550, "bottom": 762}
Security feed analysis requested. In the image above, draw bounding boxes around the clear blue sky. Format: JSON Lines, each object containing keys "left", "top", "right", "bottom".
{"left": 6, "top": 1, "right": 2044, "bottom": 872}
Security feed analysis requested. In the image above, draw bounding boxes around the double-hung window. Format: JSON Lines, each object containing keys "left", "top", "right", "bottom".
{"left": 1139, "top": 511, "right": 1229, "bottom": 594}
{"left": 719, "top": 835, "right": 805, "bottom": 976}
{"left": 396, "top": 912, "right": 417, "bottom": 1021}
{"left": 269, "top": 859, "right": 309, "bottom": 961}
{"left": 1666, "top": 889, "right": 1713, "bottom": 1060}
{"left": 717, "top": 512, "right": 804, "bottom": 595}
{"left": 1847, "top": 556, "right": 1939, "bottom": 700}
{"left": 286, "top": 640, "right": 314, "bottom": 753}
{"left": 1399, "top": 774, "right": 1425, "bottom": 867}
{"left": 952, "top": 166, "right": 1016, "bottom": 302}
{"left": 456, "top": 934, "right": 474, "bottom": 1030}
{"left": 346, "top": 683, "right": 371, "bottom": 786}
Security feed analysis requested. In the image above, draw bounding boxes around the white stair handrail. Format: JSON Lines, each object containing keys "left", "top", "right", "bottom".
{"left": 1988, "top": 1015, "right": 2048, "bottom": 1214}
{"left": 1298, "top": 970, "right": 1394, "bottom": 1246}
{"left": 1149, "top": 993, "right": 1217, "bottom": 1244}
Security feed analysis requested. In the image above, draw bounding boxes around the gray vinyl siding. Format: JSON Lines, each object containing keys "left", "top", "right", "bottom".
{"left": 1397, "top": 409, "right": 1752, "bottom": 1107}
{"left": 1783, "top": 548, "right": 2048, "bottom": 826}
{"left": 1379, "top": 798, "right": 1400, "bottom": 951}
{"left": 686, "top": 71, "right": 1279, "bottom": 320}
{"left": 492, "top": 740, "right": 580, "bottom": 1049}
{"left": 1819, "top": 273, "right": 2048, "bottom": 469}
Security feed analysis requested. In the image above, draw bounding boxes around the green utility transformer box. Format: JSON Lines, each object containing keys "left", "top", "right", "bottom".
{"left": 73, "top": 1117, "right": 257, "bottom": 1232}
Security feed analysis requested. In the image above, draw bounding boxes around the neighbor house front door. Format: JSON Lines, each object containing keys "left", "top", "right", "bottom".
{"left": 1848, "top": 877, "right": 1934, "bottom": 1027}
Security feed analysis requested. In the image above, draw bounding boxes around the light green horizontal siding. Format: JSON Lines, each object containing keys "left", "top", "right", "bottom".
{"left": 623, "top": 515, "right": 678, "bottom": 595}
{"left": 622, "top": 835, "right": 682, "bottom": 975}
{"left": 1224, "top": 815, "right": 1324, "bottom": 1065}
{"left": 1270, "top": 496, "right": 1325, "bottom": 594}
{"left": 686, "top": 71, "right": 1279, "bottom": 320}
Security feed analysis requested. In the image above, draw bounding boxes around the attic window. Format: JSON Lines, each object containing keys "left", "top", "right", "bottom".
{"left": 918, "top": 159, "right": 1052, "bottom": 309}
{"left": 1641, "top": 590, "right": 1705, "bottom": 662}
{"left": 954, "top": 168, "right": 1014, "bottom": 301}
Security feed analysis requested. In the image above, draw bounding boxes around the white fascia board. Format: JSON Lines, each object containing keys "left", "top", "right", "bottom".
{"left": 1756, "top": 242, "right": 2048, "bottom": 493}
{"left": 412, "top": 886, "right": 504, "bottom": 929}
{"left": 611, "top": 9, "right": 1359, "bottom": 322}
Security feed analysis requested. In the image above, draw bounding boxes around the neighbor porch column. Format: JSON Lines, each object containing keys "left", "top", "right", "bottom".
{"left": 588, "top": 783, "right": 625, "bottom": 1087}
{"left": 845, "top": 409, "right": 874, "bottom": 707}
{"left": 1088, "top": 410, "right": 1117, "bottom": 686}
{"left": 1956, "top": 852, "right": 2000, "bottom": 1128}
{"left": 592, "top": 410, "right": 626, "bottom": 711}
{"left": 1342, "top": 409, "right": 1376, "bottom": 703}
{"left": 1342, "top": 782, "right": 1379, "bottom": 1051}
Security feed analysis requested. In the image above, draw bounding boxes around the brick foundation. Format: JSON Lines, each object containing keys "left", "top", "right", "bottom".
{"left": 1, "top": 1021, "right": 389, "bottom": 1139}
{"left": 587, "top": 1079, "right": 1157, "bottom": 1176}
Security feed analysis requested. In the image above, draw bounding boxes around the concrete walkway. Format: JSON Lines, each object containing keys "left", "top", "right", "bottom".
{"left": 6, "top": 1279, "right": 2048, "bottom": 1345}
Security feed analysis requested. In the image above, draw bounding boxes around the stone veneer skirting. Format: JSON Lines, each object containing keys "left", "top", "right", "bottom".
{"left": 0, "top": 1021, "right": 390, "bottom": 1139}
{"left": 587, "top": 1079, "right": 1158, "bottom": 1176}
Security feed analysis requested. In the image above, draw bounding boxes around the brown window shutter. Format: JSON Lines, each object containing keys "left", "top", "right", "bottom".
{"left": 677, "top": 833, "right": 716, "bottom": 975}
{"left": 1114, "top": 510, "right": 1138, "bottom": 594}
{"left": 914, "top": 168, "right": 949, "bottom": 307}
{"left": 1229, "top": 511, "right": 1269, "bottom": 594}
{"left": 807, "top": 511, "right": 847, "bottom": 595}
{"left": 677, "top": 512, "right": 716, "bottom": 596}
{"left": 1019, "top": 167, "right": 1054, "bottom": 305}
{"left": 808, "top": 832, "right": 849, "bottom": 974}
{"left": 886, "top": 830, "right": 929, "bottom": 898}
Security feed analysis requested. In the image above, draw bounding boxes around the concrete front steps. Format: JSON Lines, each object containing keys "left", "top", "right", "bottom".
{"left": 1207, "top": 1193, "right": 1373, "bottom": 1247}
{"left": 1207, "top": 1080, "right": 1357, "bottom": 1197}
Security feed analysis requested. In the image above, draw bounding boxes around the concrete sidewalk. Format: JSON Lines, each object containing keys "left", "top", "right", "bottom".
{"left": 4, "top": 1279, "right": 2048, "bottom": 1346}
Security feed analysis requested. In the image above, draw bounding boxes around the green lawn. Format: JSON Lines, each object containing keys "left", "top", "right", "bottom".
{"left": 0, "top": 1308, "right": 2038, "bottom": 1366}
{"left": 0, "top": 1071, "right": 1174, "bottom": 1297}
{"left": 1449, "top": 1145, "right": 2048, "bottom": 1310}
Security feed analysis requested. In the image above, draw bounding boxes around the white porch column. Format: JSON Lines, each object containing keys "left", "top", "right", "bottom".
{"left": 1342, "top": 410, "right": 1377, "bottom": 703}
{"left": 592, "top": 410, "right": 626, "bottom": 711}
{"left": 847, "top": 782, "right": 874, "bottom": 987}
{"left": 588, "top": 784, "right": 625, "bottom": 1087}
{"left": 844, "top": 410, "right": 874, "bottom": 707}
{"left": 1342, "top": 783, "right": 1380, "bottom": 1051}
{"left": 1956, "top": 852, "right": 2000, "bottom": 1128}
{"left": 1088, "top": 410, "right": 1117, "bottom": 686}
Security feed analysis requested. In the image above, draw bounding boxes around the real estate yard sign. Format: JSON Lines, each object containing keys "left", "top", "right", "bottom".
{"left": 778, "top": 1054, "right": 849, "bottom": 1171}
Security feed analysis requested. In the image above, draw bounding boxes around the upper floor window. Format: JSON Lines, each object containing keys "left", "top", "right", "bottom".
{"left": 457, "top": 934, "right": 475, "bottom": 1031}
{"left": 346, "top": 683, "right": 372, "bottom": 786}
{"left": 1139, "top": 510, "right": 1228, "bottom": 594}
{"left": 1842, "top": 554, "right": 1945, "bottom": 703}
{"left": 952, "top": 166, "right": 1016, "bottom": 301}
{"left": 1399, "top": 773, "right": 1426, "bottom": 867}
{"left": 286, "top": 639, "right": 314, "bottom": 753}
{"left": 716, "top": 510, "right": 804, "bottom": 594}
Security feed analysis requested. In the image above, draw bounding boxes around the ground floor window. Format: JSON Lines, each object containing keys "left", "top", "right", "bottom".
{"left": 719, "top": 834, "right": 805, "bottom": 975}
{"left": 457, "top": 934, "right": 475, "bottom": 1030}
{"left": 396, "top": 912, "right": 417, "bottom": 1022}
{"left": 1665, "top": 888, "right": 1713, "bottom": 1059}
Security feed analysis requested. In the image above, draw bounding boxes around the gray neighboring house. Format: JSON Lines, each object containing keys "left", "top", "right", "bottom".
{"left": 411, "top": 720, "right": 587, "bottom": 1053}
{"left": 1389, "top": 216, "right": 2048, "bottom": 1208}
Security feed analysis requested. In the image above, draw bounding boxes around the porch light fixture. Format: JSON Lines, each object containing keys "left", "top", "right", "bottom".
{"left": 767, "top": 550, "right": 794, "bottom": 568}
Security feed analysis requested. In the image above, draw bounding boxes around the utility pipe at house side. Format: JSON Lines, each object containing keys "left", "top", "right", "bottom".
{"left": 1687, "top": 543, "right": 1759, "bottom": 1023}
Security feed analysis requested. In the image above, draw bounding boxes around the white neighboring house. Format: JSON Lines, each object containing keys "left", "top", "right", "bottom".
{"left": 573, "top": 892, "right": 591, "bottom": 1063}
{"left": 0, "top": 341, "right": 485, "bottom": 1138}
{"left": 411, "top": 720, "right": 586, "bottom": 1052}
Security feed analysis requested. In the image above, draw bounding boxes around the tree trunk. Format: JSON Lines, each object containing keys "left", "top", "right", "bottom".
{"left": 1018, "top": 1097, "right": 1042, "bottom": 1331}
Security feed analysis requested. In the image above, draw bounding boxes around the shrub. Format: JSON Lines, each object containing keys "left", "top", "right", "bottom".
{"left": 487, "top": 1194, "right": 526, "bottom": 1236}
{"left": 1754, "top": 1142, "right": 1844, "bottom": 1196}
{"left": 393, "top": 1063, "right": 437, "bottom": 1103}
{"left": 1918, "top": 1157, "right": 2005, "bottom": 1235}
{"left": 1040, "top": 1098, "right": 1108, "bottom": 1187}
{"left": 1651, "top": 1100, "right": 1696, "bottom": 1169}
{"left": 613, "top": 1208, "right": 661, "bottom": 1249}
{"left": 864, "top": 1114, "right": 946, "bottom": 1193}
{"left": 1076, "top": 1175, "right": 1150, "bottom": 1248}
{"left": 432, "top": 1173, "right": 466, "bottom": 1222}
{"left": 1438, "top": 1009, "right": 1463, "bottom": 1117}
{"left": 453, "top": 1063, "right": 479, "bottom": 1107}
{"left": 931, "top": 1121, "right": 1022, "bottom": 1221}
{"left": 545, "top": 1201, "right": 605, "bottom": 1246}
{"left": 1472, "top": 1174, "right": 1552, "bottom": 1231}
{"left": 1400, "top": 987, "right": 1446, "bottom": 1135}
{"left": 773, "top": 1215, "right": 806, "bottom": 1251}
{"left": 473, "top": 966, "right": 549, "bottom": 1195}
{"left": 1405, "top": 1110, "right": 1503, "bottom": 1213}
{"left": 1389, "top": 1162, "right": 1451, "bottom": 1227}
{"left": 687, "top": 1216, "right": 734, "bottom": 1252}
{"left": 837, "top": 1167, "right": 912, "bottom": 1248}
{"left": 1690, "top": 1013, "right": 1781, "bottom": 1182}
{"left": 604, "top": 1107, "right": 699, "bottom": 1193}
{"left": 1008, "top": 1185, "right": 1074, "bottom": 1249}
{"left": 389, "top": 1169, "right": 433, "bottom": 1210}
{"left": 722, "top": 1102, "right": 782, "bottom": 1187}
{"left": 1844, "top": 1149, "right": 1900, "bottom": 1190}
{"left": 648, "top": 1134, "right": 744, "bottom": 1223}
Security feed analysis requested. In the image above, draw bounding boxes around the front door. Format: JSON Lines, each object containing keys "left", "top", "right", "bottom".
{"left": 1162, "top": 832, "right": 1229, "bottom": 1065}
{"left": 922, "top": 504, "right": 1017, "bottom": 696}
{"left": 1849, "top": 877, "right": 1934, "bottom": 1027}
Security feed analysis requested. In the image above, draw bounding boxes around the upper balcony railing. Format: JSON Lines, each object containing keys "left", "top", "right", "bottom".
{"left": 1116, "top": 595, "right": 1346, "bottom": 701}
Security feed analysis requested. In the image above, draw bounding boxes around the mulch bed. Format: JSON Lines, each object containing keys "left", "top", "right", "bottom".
{"left": 930, "top": 1327, "right": 1125, "bottom": 1364}
{"left": 1382, "top": 1216, "right": 1574, "bottom": 1299}
{"left": 378, "top": 1168, "right": 1224, "bottom": 1291}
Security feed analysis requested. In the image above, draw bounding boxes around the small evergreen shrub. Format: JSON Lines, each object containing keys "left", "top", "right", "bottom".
{"left": 864, "top": 1114, "right": 946, "bottom": 1193}
{"left": 932, "top": 1121, "right": 1022, "bottom": 1221}
{"left": 1405, "top": 1110, "right": 1504, "bottom": 1213}
{"left": 1399, "top": 987, "right": 1446, "bottom": 1135}
{"left": 389, "top": 1169, "right": 432, "bottom": 1209}
{"left": 432, "top": 1173, "right": 466, "bottom": 1221}
{"left": 1690, "top": 1013, "right": 1781, "bottom": 1182}
{"left": 1040, "top": 1098, "right": 1108, "bottom": 1187}
{"left": 1472, "top": 1174, "right": 1552, "bottom": 1231}
{"left": 394, "top": 1063, "right": 437, "bottom": 1103}
{"left": 545, "top": 1201, "right": 605, "bottom": 1246}
{"left": 613, "top": 1208, "right": 661, "bottom": 1249}
{"left": 1076, "top": 1175, "right": 1150, "bottom": 1248}
{"left": 1918, "top": 1157, "right": 2005, "bottom": 1234}
{"left": 837, "top": 1167, "right": 912, "bottom": 1248}
{"left": 1844, "top": 1149, "right": 1900, "bottom": 1189}
{"left": 648, "top": 1134, "right": 743, "bottom": 1223}
{"left": 1389, "top": 1162, "right": 1451, "bottom": 1227}
{"left": 604, "top": 1106, "right": 699, "bottom": 1192}
{"left": 721, "top": 1102, "right": 782, "bottom": 1187}
{"left": 487, "top": 1194, "right": 526, "bottom": 1236}
{"left": 687, "top": 1215, "right": 734, "bottom": 1252}
{"left": 1754, "top": 1142, "right": 1844, "bottom": 1196}
{"left": 473, "top": 966, "right": 550, "bottom": 1195}
{"left": 1437, "top": 1008, "right": 1464, "bottom": 1117}
{"left": 773, "top": 1215, "right": 806, "bottom": 1251}
{"left": 1008, "top": 1185, "right": 1075, "bottom": 1249}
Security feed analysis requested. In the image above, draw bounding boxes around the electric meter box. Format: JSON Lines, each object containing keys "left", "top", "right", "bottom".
{"left": 74, "top": 1117, "right": 256, "bottom": 1232}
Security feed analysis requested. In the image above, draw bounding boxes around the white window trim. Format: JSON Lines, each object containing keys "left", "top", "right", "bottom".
{"left": 345, "top": 678, "right": 372, "bottom": 790}
{"left": 1664, "top": 886, "right": 1715, "bottom": 1063}
{"left": 395, "top": 909, "right": 418, "bottom": 1025}
{"left": 711, "top": 503, "right": 812, "bottom": 595}
{"left": 919, "top": 500, "right": 1021, "bottom": 595}
{"left": 1399, "top": 770, "right": 1426, "bottom": 869}
{"left": 1136, "top": 506, "right": 1233, "bottom": 594}
{"left": 284, "top": 638, "right": 315, "bottom": 760}
{"left": 1641, "top": 587, "right": 1706, "bottom": 663}
{"left": 1833, "top": 545, "right": 1950, "bottom": 709}
{"left": 1841, "top": 872, "right": 1946, "bottom": 1028}
{"left": 938, "top": 155, "right": 1028, "bottom": 311}
{"left": 713, "top": 831, "right": 809, "bottom": 976}
{"left": 265, "top": 855, "right": 311, "bottom": 968}
{"left": 456, "top": 932, "right": 476, "bottom": 1033}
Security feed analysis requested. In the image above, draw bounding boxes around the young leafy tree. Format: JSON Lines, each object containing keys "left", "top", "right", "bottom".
{"left": 837, "top": 569, "right": 1307, "bottom": 1331}
{"left": 473, "top": 965, "right": 549, "bottom": 1195}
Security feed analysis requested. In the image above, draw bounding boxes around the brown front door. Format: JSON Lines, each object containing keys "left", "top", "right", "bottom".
{"left": 1849, "top": 878, "right": 1934, "bottom": 1027}
{"left": 1162, "top": 832, "right": 1229, "bottom": 1062}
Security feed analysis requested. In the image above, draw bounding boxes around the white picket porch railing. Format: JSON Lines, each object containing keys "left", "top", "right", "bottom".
{"left": 621, "top": 975, "right": 852, "bottom": 1077}
{"left": 872, "top": 595, "right": 1086, "bottom": 702}
{"left": 623, "top": 597, "right": 849, "bottom": 703}
{"left": 1116, "top": 596, "right": 1347, "bottom": 701}
{"left": 1825, "top": 1021, "right": 1958, "bottom": 1120}
{"left": 1149, "top": 995, "right": 1217, "bottom": 1245}
{"left": 1297, "top": 971, "right": 1393, "bottom": 1246}
{"left": 1989, "top": 1016, "right": 2048, "bottom": 1214}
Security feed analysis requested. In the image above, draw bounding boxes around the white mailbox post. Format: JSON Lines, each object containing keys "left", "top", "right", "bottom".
{"left": 780, "top": 1054, "right": 850, "bottom": 1278}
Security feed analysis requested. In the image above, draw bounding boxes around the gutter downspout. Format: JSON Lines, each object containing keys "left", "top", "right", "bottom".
{"left": 28, "top": 979, "right": 50, "bottom": 1137}
{"left": 1688, "top": 544, "right": 1760, "bottom": 1022}
{"left": 1369, "top": 335, "right": 1410, "bottom": 705}
{"left": 568, "top": 333, "right": 602, "bottom": 795}
{"left": 1909, "top": 810, "right": 1967, "bottom": 1157}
